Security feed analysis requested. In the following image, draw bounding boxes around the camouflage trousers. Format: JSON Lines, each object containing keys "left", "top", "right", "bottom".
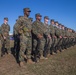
{"left": 37, "top": 38, "right": 45, "bottom": 56}
{"left": 19, "top": 34, "right": 32, "bottom": 62}
{"left": 33, "top": 37, "right": 45, "bottom": 59}
{"left": 44, "top": 37, "right": 52, "bottom": 57}
{"left": 56, "top": 38, "right": 62, "bottom": 51}
{"left": 14, "top": 35, "right": 20, "bottom": 60}
{"left": 51, "top": 37, "right": 58, "bottom": 53}
{"left": 1, "top": 36, "right": 10, "bottom": 55}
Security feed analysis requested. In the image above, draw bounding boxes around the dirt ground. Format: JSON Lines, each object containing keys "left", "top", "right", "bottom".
{"left": 0, "top": 54, "right": 34, "bottom": 75}
{"left": 0, "top": 41, "right": 76, "bottom": 75}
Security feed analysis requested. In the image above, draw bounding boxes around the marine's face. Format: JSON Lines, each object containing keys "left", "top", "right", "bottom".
{"left": 4, "top": 20, "right": 8, "bottom": 24}
{"left": 62, "top": 27, "right": 64, "bottom": 30}
{"left": 51, "top": 21, "right": 54, "bottom": 25}
{"left": 37, "top": 16, "right": 42, "bottom": 21}
{"left": 44, "top": 18, "right": 49, "bottom": 23}
{"left": 55, "top": 23, "right": 58, "bottom": 26}
{"left": 24, "top": 11, "right": 30, "bottom": 17}
{"left": 59, "top": 25, "right": 62, "bottom": 28}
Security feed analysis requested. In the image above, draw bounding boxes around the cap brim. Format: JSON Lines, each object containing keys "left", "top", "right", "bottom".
{"left": 28, "top": 10, "right": 31, "bottom": 12}
{"left": 4, "top": 19, "right": 8, "bottom": 21}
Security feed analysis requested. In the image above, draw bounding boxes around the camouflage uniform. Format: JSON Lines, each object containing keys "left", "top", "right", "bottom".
{"left": 29, "top": 17, "right": 33, "bottom": 22}
{"left": 17, "top": 8, "right": 35, "bottom": 66}
{"left": 32, "top": 14, "right": 46, "bottom": 61}
{"left": 55, "top": 25, "right": 62, "bottom": 52}
{"left": 53, "top": 25, "right": 59, "bottom": 53}
{"left": 13, "top": 20, "right": 19, "bottom": 51}
{"left": 60, "top": 25, "right": 65, "bottom": 50}
{"left": 49, "top": 25, "right": 55, "bottom": 54}
{"left": 17, "top": 16, "right": 32, "bottom": 62}
{"left": 43, "top": 16, "right": 52, "bottom": 57}
{"left": 13, "top": 18, "right": 21, "bottom": 60}
{"left": 63, "top": 27, "right": 68, "bottom": 49}
{"left": 49, "top": 22, "right": 57, "bottom": 54}
{"left": 1, "top": 18, "right": 10, "bottom": 56}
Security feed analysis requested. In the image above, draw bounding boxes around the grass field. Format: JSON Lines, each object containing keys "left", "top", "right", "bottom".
{"left": 0, "top": 41, "right": 76, "bottom": 75}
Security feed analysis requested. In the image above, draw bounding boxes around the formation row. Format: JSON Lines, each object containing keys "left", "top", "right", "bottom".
{"left": 0, "top": 8, "right": 76, "bottom": 67}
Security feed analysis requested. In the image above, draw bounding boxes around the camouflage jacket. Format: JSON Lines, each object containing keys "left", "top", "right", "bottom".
{"left": 32, "top": 21, "right": 46, "bottom": 37}
{"left": 1, "top": 23, "right": 10, "bottom": 37}
{"left": 43, "top": 23, "right": 50, "bottom": 36}
{"left": 61, "top": 29, "right": 65, "bottom": 37}
{"left": 16, "top": 16, "right": 32, "bottom": 36}
{"left": 13, "top": 23, "right": 18, "bottom": 35}
{"left": 54, "top": 26, "right": 61, "bottom": 38}
{"left": 49, "top": 25, "right": 55, "bottom": 37}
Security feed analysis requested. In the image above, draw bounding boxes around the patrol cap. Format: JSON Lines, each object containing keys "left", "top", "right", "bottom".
{"left": 35, "top": 13, "right": 42, "bottom": 17}
{"left": 69, "top": 28, "right": 72, "bottom": 30}
{"left": 23, "top": 8, "right": 31, "bottom": 12}
{"left": 50, "top": 19, "right": 54, "bottom": 22}
{"left": 64, "top": 27, "right": 68, "bottom": 30}
{"left": 58, "top": 23, "right": 61, "bottom": 25}
{"left": 62, "top": 25, "right": 64, "bottom": 27}
{"left": 72, "top": 30, "right": 74, "bottom": 33}
{"left": 55, "top": 21, "right": 58, "bottom": 24}
{"left": 58, "top": 23, "right": 62, "bottom": 26}
{"left": 68, "top": 28, "right": 70, "bottom": 30}
{"left": 67, "top": 28, "right": 69, "bottom": 30}
{"left": 44, "top": 16, "right": 49, "bottom": 20}
{"left": 4, "top": 17, "right": 8, "bottom": 21}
